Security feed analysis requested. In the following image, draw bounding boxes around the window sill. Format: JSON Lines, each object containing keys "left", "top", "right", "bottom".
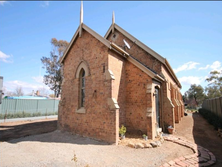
{"left": 76, "top": 107, "right": 86, "bottom": 114}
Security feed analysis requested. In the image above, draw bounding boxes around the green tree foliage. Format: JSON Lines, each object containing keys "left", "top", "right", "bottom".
{"left": 185, "top": 84, "right": 205, "bottom": 107}
{"left": 205, "top": 70, "right": 222, "bottom": 98}
{"left": 41, "top": 38, "right": 69, "bottom": 97}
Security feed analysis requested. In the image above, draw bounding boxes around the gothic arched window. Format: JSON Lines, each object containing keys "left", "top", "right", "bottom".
{"left": 79, "top": 69, "right": 85, "bottom": 108}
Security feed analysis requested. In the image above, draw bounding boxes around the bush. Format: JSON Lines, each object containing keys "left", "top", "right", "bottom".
{"left": 198, "top": 108, "right": 222, "bottom": 130}
{"left": 119, "top": 125, "right": 127, "bottom": 136}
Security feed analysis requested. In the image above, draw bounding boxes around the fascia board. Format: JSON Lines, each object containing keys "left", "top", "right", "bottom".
{"left": 128, "top": 56, "right": 155, "bottom": 78}
{"left": 164, "top": 59, "right": 182, "bottom": 88}
{"left": 82, "top": 24, "right": 110, "bottom": 48}
{"left": 113, "top": 24, "right": 166, "bottom": 64}
{"left": 104, "top": 24, "right": 113, "bottom": 39}
{"left": 59, "top": 25, "right": 80, "bottom": 64}
{"left": 110, "top": 42, "right": 129, "bottom": 57}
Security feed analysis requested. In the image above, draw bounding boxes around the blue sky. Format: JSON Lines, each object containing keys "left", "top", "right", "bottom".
{"left": 0, "top": 1, "right": 221, "bottom": 95}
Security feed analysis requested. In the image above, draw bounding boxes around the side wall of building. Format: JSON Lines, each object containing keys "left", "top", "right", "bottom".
{"left": 161, "top": 65, "right": 184, "bottom": 129}
{"left": 125, "top": 61, "right": 153, "bottom": 137}
{"left": 108, "top": 51, "right": 126, "bottom": 126}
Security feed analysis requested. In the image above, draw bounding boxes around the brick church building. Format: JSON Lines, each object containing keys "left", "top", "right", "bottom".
{"left": 58, "top": 3, "right": 184, "bottom": 144}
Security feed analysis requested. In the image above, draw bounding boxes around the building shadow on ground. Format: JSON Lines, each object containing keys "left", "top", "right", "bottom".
{"left": 0, "top": 120, "right": 110, "bottom": 145}
{"left": 192, "top": 112, "right": 222, "bottom": 167}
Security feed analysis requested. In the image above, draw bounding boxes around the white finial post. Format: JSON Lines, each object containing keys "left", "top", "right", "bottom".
{"left": 80, "top": 1, "right": 83, "bottom": 24}
{"left": 112, "top": 11, "right": 115, "bottom": 24}
{"left": 79, "top": 1, "right": 83, "bottom": 37}
{"left": 112, "top": 11, "right": 115, "bottom": 34}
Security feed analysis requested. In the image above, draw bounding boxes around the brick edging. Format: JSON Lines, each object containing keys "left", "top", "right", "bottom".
{"left": 160, "top": 135, "right": 216, "bottom": 167}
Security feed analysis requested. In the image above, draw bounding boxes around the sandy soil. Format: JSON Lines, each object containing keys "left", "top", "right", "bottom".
{"left": 0, "top": 130, "right": 192, "bottom": 167}
{"left": 0, "top": 112, "right": 221, "bottom": 167}
{"left": 174, "top": 112, "right": 222, "bottom": 167}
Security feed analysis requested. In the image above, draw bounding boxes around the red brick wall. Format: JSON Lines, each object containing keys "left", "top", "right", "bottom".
{"left": 125, "top": 61, "right": 153, "bottom": 134}
{"left": 58, "top": 29, "right": 118, "bottom": 144}
{"left": 108, "top": 51, "right": 126, "bottom": 126}
{"left": 107, "top": 29, "right": 162, "bottom": 75}
{"left": 162, "top": 82, "right": 175, "bottom": 130}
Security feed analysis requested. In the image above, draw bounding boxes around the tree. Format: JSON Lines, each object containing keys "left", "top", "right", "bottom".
{"left": 185, "top": 84, "right": 205, "bottom": 107}
{"left": 39, "top": 87, "right": 49, "bottom": 96}
{"left": 182, "top": 92, "right": 188, "bottom": 103}
{"left": 41, "top": 38, "right": 69, "bottom": 97}
{"left": 205, "top": 70, "right": 222, "bottom": 98}
{"left": 14, "top": 86, "right": 24, "bottom": 96}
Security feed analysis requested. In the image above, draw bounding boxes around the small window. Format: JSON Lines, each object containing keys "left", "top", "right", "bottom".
{"left": 102, "top": 64, "right": 105, "bottom": 73}
{"left": 79, "top": 69, "right": 85, "bottom": 108}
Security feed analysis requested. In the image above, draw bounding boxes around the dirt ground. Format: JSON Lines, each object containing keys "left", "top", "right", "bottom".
{"left": 174, "top": 112, "right": 222, "bottom": 167}
{"left": 0, "top": 112, "right": 221, "bottom": 167}
{"left": 0, "top": 118, "right": 57, "bottom": 141}
{"left": 0, "top": 130, "right": 193, "bottom": 167}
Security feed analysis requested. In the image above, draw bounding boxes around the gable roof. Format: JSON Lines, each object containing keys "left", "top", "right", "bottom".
{"left": 59, "top": 23, "right": 172, "bottom": 85}
{"left": 104, "top": 23, "right": 181, "bottom": 88}
{"left": 59, "top": 23, "right": 110, "bottom": 64}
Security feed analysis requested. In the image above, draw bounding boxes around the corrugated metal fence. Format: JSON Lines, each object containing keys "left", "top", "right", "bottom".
{"left": 0, "top": 99, "right": 60, "bottom": 116}
{"left": 202, "top": 96, "right": 222, "bottom": 118}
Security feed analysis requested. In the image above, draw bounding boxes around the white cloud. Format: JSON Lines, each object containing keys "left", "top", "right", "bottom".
{"left": 210, "top": 61, "right": 221, "bottom": 71}
{"left": 198, "top": 65, "right": 210, "bottom": 70}
{"left": 41, "top": 1, "right": 49, "bottom": 7}
{"left": 173, "top": 61, "right": 199, "bottom": 73}
{"left": 198, "top": 61, "right": 221, "bottom": 71}
{"left": 0, "top": 1, "right": 7, "bottom": 6}
{"left": 0, "top": 51, "right": 13, "bottom": 63}
{"left": 32, "top": 76, "right": 44, "bottom": 84}
{"left": 4, "top": 79, "right": 50, "bottom": 95}
{"left": 178, "top": 76, "right": 203, "bottom": 86}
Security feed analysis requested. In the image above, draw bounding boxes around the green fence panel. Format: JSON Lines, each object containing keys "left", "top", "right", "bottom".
{"left": 0, "top": 99, "right": 60, "bottom": 116}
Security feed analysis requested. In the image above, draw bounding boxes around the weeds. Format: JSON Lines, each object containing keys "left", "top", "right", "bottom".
{"left": 0, "top": 111, "right": 58, "bottom": 119}
{"left": 71, "top": 151, "right": 90, "bottom": 167}
{"left": 71, "top": 151, "right": 78, "bottom": 167}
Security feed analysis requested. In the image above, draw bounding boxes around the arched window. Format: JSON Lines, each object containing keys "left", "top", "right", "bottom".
{"left": 75, "top": 61, "right": 90, "bottom": 113}
{"left": 79, "top": 69, "right": 85, "bottom": 108}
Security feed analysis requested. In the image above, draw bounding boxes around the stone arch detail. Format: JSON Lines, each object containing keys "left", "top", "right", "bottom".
{"left": 75, "top": 61, "right": 90, "bottom": 78}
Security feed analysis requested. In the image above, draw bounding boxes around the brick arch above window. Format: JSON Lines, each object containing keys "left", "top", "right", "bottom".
{"left": 75, "top": 61, "right": 90, "bottom": 79}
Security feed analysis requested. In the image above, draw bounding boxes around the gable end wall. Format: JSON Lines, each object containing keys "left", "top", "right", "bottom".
{"left": 58, "top": 29, "right": 117, "bottom": 144}
{"left": 107, "top": 29, "right": 162, "bottom": 75}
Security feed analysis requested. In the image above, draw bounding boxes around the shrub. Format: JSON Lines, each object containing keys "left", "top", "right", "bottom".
{"left": 198, "top": 108, "right": 222, "bottom": 130}
{"left": 119, "top": 125, "right": 126, "bottom": 136}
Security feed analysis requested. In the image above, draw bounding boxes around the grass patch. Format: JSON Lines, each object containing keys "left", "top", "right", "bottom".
{"left": 0, "top": 111, "right": 58, "bottom": 119}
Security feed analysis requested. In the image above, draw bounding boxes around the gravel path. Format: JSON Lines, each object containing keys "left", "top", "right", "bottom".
{"left": 0, "top": 130, "right": 192, "bottom": 167}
